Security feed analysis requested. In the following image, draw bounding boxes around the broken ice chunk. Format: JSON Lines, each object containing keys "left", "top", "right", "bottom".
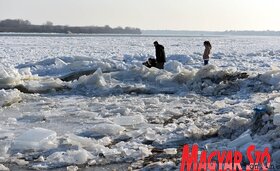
{"left": 80, "top": 123, "right": 125, "bottom": 138}
{"left": 67, "top": 165, "right": 79, "bottom": 171}
{"left": 125, "top": 129, "right": 146, "bottom": 139}
{"left": 268, "top": 98, "right": 280, "bottom": 113}
{"left": 184, "top": 123, "right": 203, "bottom": 139}
{"left": 144, "top": 128, "right": 157, "bottom": 141}
{"left": 272, "top": 150, "right": 280, "bottom": 164}
{"left": 113, "top": 115, "right": 145, "bottom": 126}
{"left": 205, "top": 139, "right": 231, "bottom": 152}
{"left": 64, "top": 134, "right": 98, "bottom": 149}
{"left": 164, "top": 148, "right": 177, "bottom": 155}
{"left": 228, "top": 133, "right": 252, "bottom": 148}
{"left": 0, "top": 89, "right": 22, "bottom": 107}
{"left": 10, "top": 158, "right": 29, "bottom": 166}
{"left": 273, "top": 114, "right": 280, "bottom": 126}
{"left": 139, "top": 146, "right": 152, "bottom": 157}
{"left": 225, "top": 116, "right": 249, "bottom": 129}
{"left": 74, "top": 68, "right": 107, "bottom": 88}
{"left": 259, "top": 70, "right": 280, "bottom": 86}
{"left": 46, "top": 149, "right": 93, "bottom": 165}
{"left": 213, "top": 100, "right": 226, "bottom": 108}
{"left": 0, "top": 164, "right": 9, "bottom": 171}
{"left": 54, "top": 58, "right": 67, "bottom": 68}
{"left": 12, "top": 128, "right": 57, "bottom": 151}
{"left": 0, "top": 141, "right": 11, "bottom": 158}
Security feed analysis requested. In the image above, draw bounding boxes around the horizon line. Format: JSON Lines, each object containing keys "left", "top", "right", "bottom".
{"left": 143, "top": 29, "right": 280, "bottom": 32}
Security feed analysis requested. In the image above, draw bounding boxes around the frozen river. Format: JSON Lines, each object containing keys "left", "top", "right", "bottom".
{"left": 1, "top": 34, "right": 280, "bottom": 170}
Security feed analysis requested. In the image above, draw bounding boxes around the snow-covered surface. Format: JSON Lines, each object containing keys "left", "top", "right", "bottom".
{"left": 0, "top": 35, "right": 280, "bottom": 170}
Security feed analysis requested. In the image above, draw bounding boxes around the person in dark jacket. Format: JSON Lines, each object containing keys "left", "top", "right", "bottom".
{"left": 142, "top": 58, "right": 157, "bottom": 68}
{"left": 153, "top": 41, "right": 166, "bottom": 69}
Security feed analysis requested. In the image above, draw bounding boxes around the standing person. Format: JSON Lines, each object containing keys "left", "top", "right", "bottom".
{"left": 203, "top": 41, "right": 212, "bottom": 65}
{"left": 153, "top": 41, "right": 166, "bottom": 69}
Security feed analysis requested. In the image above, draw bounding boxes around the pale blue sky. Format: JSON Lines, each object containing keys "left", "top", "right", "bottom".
{"left": 0, "top": 0, "right": 280, "bottom": 31}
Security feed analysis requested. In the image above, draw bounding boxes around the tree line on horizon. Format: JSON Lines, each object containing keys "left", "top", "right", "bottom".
{"left": 0, "top": 19, "right": 142, "bottom": 34}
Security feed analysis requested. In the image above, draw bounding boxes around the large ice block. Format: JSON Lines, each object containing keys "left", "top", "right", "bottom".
{"left": 0, "top": 89, "right": 21, "bottom": 107}
{"left": 80, "top": 123, "right": 125, "bottom": 138}
{"left": 46, "top": 149, "right": 93, "bottom": 165}
{"left": 273, "top": 114, "right": 280, "bottom": 126}
{"left": 228, "top": 133, "right": 252, "bottom": 148}
{"left": 0, "top": 164, "right": 9, "bottom": 171}
{"left": 12, "top": 128, "right": 57, "bottom": 151}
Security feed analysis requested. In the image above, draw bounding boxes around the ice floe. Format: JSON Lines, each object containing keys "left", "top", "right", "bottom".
{"left": 12, "top": 128, "right": 57, "bottom": 152}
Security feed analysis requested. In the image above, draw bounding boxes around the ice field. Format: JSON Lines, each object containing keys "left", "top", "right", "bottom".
{"left": 1, "top": 34, "right": 280, "bottom": 170}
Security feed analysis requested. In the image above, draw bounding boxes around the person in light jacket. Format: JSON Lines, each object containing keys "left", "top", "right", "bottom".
{"left": 203, "top": 41, "right": 212, "bottom": 65}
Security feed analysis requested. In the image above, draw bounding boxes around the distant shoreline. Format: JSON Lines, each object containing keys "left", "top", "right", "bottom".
{"left": 0, "top": 32, "right": 224, "bottom": 38}
{"left": 0, "top": 19, "right": 141, "bottom": 34}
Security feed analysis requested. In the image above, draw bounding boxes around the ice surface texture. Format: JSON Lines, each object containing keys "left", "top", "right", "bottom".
{"left": 12, "top": 128, "right": 57, "bottom": 151}
{"left": 1, "top": 35, "right": 280, "bottom": 170}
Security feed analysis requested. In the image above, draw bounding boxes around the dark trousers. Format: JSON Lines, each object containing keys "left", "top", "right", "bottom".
{"left": 156, "top": 62, "right": 164, "bottom": 69}
{"left": 204, "top": 60, "right": 209, "bottom": 65}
